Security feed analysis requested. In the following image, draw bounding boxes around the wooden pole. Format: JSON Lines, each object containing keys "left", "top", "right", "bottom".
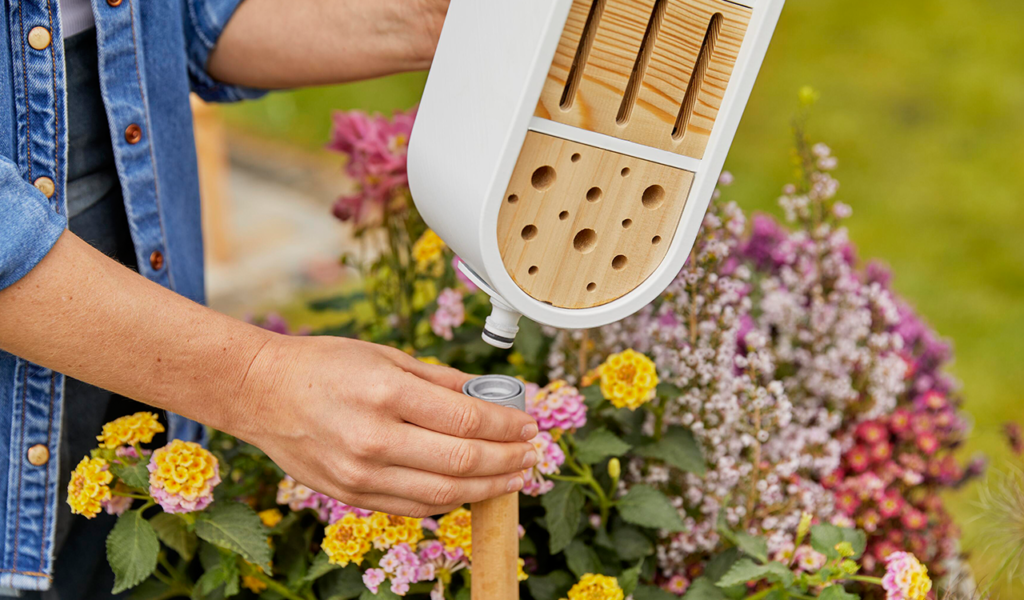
{"left": 471, "top": 492, "right": 519, "bottom": 600}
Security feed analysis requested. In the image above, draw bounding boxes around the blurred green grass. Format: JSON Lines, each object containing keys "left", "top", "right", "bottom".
{"left": 220, "top": 0, "right": 1024, "bottom": 593}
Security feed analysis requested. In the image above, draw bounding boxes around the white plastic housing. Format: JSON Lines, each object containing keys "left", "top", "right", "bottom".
{"left": 409, "top": 0, "right": 785, "bottom": 338}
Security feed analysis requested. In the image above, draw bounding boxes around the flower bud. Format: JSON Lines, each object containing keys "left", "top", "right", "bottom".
{"left": 608, "top": 458, "right": 621, "bottom": 480}
{"left": 835, "top": 541, "right": 855, "bottom": 558}
{"left": 795, "top": 512, "right": 812, "bottom": 546}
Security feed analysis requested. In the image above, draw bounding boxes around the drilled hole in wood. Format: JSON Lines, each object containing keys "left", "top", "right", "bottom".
{"left": 586, "top": 187, "right": 603, "bottom": 202}
{"left": 559, "top": 211, "right": 570, "bottom": 221}
{"left": 571, "top": 153, "right": 582, "bottom": 163}
{"left": 673, "top": 13, "right": 724, "bottom": 141}
{"left": 612, "top": 255, "right": 628, "bottom": 270}
{"left": 532, "top": 166, "right": 556, "bottom": 191}
{"left": 528, "top": 266, "right": 539, "bottom": 275}
{"left": 587, "top": 282, "right": 597, "bottom": 292}
{"left": 521, "top": 225, "right": 538, "bottom": 240}
{"left": 652, "top": 235, "right": 662, "bottom": 245}
{"left": 642, "top": 185, "right": 665, "bottom": 209}
{"left": 507, "top": 194, "right": 519, "bottom": 204}
{"left": 561, "top": 0, "right": 607, "bottom": 110}
{"left": 617, "top": 0, "right": 668, "bottom": 125}
{"left": 573, "top": 228, "right": 597, "bottom": 254}
{"left": 622, "top": 218, "right": 633, "bottom": 229}
{"left": 621, "top": 167, "right": 631, "bottom": 177}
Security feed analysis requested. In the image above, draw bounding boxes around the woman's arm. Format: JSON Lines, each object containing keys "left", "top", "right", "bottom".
{"left": 0, "top": 231, "right": 537, "bottom": 516}
{"left": 206, "top": 0, "right": 450, "bottom": 89}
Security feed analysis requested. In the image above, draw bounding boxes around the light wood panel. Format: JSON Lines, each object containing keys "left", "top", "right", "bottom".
{"left": 471, "top": 494, "right": 519, "bottom": 600}
{"left": 535, "top": 0, "right": 752, "bottom": 159}
{"left": 498, "top": 132, "right": 693, "bottom": 309}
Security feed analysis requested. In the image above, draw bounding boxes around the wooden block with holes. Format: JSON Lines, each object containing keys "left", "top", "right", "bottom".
{"left": 535, "top": 0, "right": 752, "bottom": 159}
{"left": 498, "top": 131, "right": 694, "bottom": 309}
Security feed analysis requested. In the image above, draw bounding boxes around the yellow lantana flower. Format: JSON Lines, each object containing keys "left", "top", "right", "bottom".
{"left": 323, "top": 513, "right": 374, "bottom": 566}
{"left": 436, "top": 507, "right": 472, "bottom": 559}
{"left": 562, "top": 573, "right": 624, "bottom": 600}
{"left": 561, "top": 573, "right": 622, "bottom": 593}
{"left": 148, "top": 440, "right": 221, "bottom": 513}
{"left": 96, "top": 411, "right": 165, "bottom": 449}
{"left": 259, "top": 508, "right": 283, "bottom": 528}
{"left": 413, "top": 230, "right": 446, "bottom": 275}
{"left": 598, "top": 349, "right": 658, "bottom": 410}
{"left": 241, "top": 575, "right": 267, "bottom": 594}
{"left": 517, "top": 558, "right": 529, "bottom": 582}
{"left": 369, "top": 512, "right": 424, "bottom": 550}
{"left": 67, "top": 457, "right": 113, "bottom": 518}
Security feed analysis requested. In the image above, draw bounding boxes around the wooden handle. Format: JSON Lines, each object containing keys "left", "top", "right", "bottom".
{"left": 471, "top": 492, "right": 520, "bottom": 600}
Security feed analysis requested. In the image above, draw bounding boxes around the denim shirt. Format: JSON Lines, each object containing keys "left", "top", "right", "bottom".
{"left": 0, "top": 0, "right": 260, "bottom": 590}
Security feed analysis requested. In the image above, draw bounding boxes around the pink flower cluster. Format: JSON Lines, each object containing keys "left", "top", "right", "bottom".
{"left": 430, "top": 288, "right": 465, "bottom": 341}
{"left": 522, "top": 431, "right": 565, "bottom": 497}
{"left": 526, "top": 381, "right": 587, "bottom": 432}
{"left": 276, "top": 475, "right": 372, "bottom": 524}
{"left": 363, "top": 543, "right": 437, "bottom": 596}
{"left": 327, "top": 109, "right": 415, "bottom": 226}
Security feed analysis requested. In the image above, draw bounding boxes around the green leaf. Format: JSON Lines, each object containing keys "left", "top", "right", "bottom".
{"left": 150, "top": 512, "right": 198, "bottom": 561}
{"left": 619, "top": 560, "right": 644, "bottom": 597}
{"left": 703, "top": 548, "right": 741, "bottom": 584}
{"left": 318, "top": 565, "right": 369, "bottom": 600}
{"left": 733, "top": 531, "right": 769, "bottom": 563}
{"left": 633, "top": 584, "right": 678, "bottom": 600}
{"left": 310, "top": 292, "right": 367, "bottom": 313}
{"left": 130, "top": 579, "right": 172, "bottom": 600}
{"left": 681, "top": 577, "right": 727, "bottom": 600}
{"left": 192, "top": 553, "right": 240, "bottom": 600}
{"left": 581, "top": 385, "right": 604, "bottom": 410}
{"left": 107, "top": 510, "right": 160, "bottom": 594}
{"left": 611, "top": 524, "right": 654, "bottom": 561}
{"left": 526, "top": 570, "right": 575, "bottom": 600}
{"left": 616, "top": 485, "right": 685, "bottom": 532}
{"left": 841, "top": 528, "right": 867, "bottom": 559}
{"left": 656, "top": 383, "right": 683, "bottom": 398}
{"left": 810, "top": 524, "right": 844, "bottom": 559}
{"left": 194, "top": 502, "right": 272, "bottom": 572}
{"left": 716, "top": 559, "right": 793, "bottom": 588}
{"left": 455, "top": 588, "right": 471, "bottom": 600}
{"left": 303, "top": 552, "right": 340, "bottom": 583}
{"left": 111, "top": 462, "right": 151, "bottom": 491}
{"left": 541, "top": 481, "right": 586, "bottom": 553}
{"left": 635, "top": 427, "right": 705, "bottom": 475}
{"left": 575, "top": 428, "right": 632, "bottom": 464}
{"left": 819, "top": 585, "right": 860, "bottom": 600}
{"left": 520, "top": 534, "right": 537, "bottom": 556}
{"left": 564, "top": 539, "right": 602, "bottom": 578}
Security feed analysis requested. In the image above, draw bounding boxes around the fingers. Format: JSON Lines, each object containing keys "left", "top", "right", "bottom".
{"left": 370, "top": 466, "right": 524, "bottom": 508}
{"left": 394, "top": 374, "right": 538, "bottom": 443}
{"left": 389, "top": 423, "right": 537, "bottom": 477}
{"left": 395, "top": 351, "right": 474, "bottom": 392}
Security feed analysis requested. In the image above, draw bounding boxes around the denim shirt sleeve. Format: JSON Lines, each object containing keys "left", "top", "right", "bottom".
{"left": 183, "top": 0, "right": 267, "bottom": 103}
{"left": 0, "top": 157, "right": 67, "bottom": 291}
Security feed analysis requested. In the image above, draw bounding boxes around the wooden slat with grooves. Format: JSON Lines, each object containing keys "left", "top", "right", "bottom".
{"left": 498, "top": 132, "right": 694, "bottom": 309}
{"left": 535, "top": 0, "right": 752, "bottom": 159}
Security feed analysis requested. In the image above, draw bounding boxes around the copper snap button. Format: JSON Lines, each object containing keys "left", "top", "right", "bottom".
{"left": 150, "top": 250, "right": 164, "bottom": 271}
{"left": 33, "top": 176, "right": 55, "bottom": 198}
{"left": 28, "top": 27, "right": 51, "bottom": 50}
{"left": 27, "top": 444, "right": 49, "bottom": 466}
{"left": 107, "top": 0, "right": 123, "bottom": 6}
{"left": 125, "top": 124, "right": 143, "bottom": 144}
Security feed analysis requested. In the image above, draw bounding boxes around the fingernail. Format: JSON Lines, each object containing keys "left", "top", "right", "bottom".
{"left": 521, "top": 423, "right": 538, "bottom": 441}
{"left": 507, "top": 475, "right": 524, "bottom": 493}
{"left": 522, "top": 450, "right": 538, "bottom": 469}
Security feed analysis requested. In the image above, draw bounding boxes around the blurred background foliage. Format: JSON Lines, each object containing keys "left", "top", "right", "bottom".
{"left": 220, "top": 0, "right": 1023, "bottom": 593}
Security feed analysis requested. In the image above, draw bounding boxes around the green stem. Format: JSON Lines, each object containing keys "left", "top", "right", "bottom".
{"left": 254, "top": 571, "right": 307, "bottom": 600}
{"left": 110, "top": 491, "right": 151, "bottom": 500}
{"left": 652, "top": 396, "right": 668, "bottom": 441}
{"left": 548, "top": 474, "right": 588, "bottom": 484}
{"left": 978, "top": 543, "right": 1024, "bottom": 598}
{"left": 557, "top": 436, "right": 613, "bottom": 526}
{"left": 743, "top": 584, "right": 780, "bottom": 600}
{"left": 846, "top": 575, "right": 883, "bottom": 585}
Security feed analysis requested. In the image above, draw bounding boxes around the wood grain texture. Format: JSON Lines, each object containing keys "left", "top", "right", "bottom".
{"left": 535, "top": 0, "right": 752, "bottom": 158}
{"left": 471, "top": 493, "right": 519, "bottom": 600}
{"left": 498, "top": 132, "right": 694, "bottom": 309}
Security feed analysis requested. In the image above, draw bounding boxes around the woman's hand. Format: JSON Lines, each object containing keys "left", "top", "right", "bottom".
{"left": 235, "top": 335, "right": 539, "bottom": 517}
